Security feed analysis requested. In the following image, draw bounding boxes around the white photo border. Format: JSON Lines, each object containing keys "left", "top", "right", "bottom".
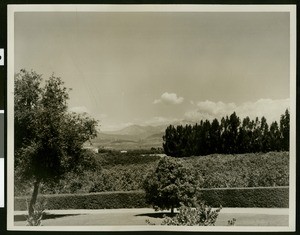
{"left": 7, "top": 4, "right": 297, "bottom": 232}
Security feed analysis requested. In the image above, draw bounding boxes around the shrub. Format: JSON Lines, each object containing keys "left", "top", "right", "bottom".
{"left": 227, "top": 218, "right": 236, "bottom": 226}
{"left": 26, "top": 209, "right": 44, "bottom": 226}
{"left": 25, "top": 198, "right": 47, "bottom": 226}
{"left": 161, "top": 204, "right": 222, "bottom": 226}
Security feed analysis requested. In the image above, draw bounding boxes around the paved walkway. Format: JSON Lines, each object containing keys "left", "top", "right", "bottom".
{"left": 13, "top": 207, "right": 289, "bottom": 227}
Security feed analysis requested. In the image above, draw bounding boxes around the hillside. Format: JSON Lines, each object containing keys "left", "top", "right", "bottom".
{"left": 91, "top": 124, "right": 166, "bottom": 150}
{"left": 91, "top": 121, "right": 199, "bottom": 150}
{"left": 105, "top": 125, "right": 165, "bottom": 138}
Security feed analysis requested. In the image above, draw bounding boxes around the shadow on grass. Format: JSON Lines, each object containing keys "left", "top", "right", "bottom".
{"left": 135, "top": 212, "right": 177, "bottom": 219}
{"left": 14, "top": 213, "right": 81, "bottom": 222}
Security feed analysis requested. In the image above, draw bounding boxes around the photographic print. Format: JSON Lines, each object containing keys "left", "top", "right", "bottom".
{"left": 7, "top": 5, "right": 296, "bottom": 231}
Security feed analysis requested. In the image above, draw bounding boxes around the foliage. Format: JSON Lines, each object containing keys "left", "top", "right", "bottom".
{"left": 15, "top": 152, "right": 289, "bottom": 196}
{"left": 227, "top": 218, "right": 237, "bottom": 226}
{"left": 161, "top": 204, "right": 222, "bottom": 226}
{"left": 145, "top": 219, "right": 156, "bottom": 226}
{"left": 163, "top": 110, "right": 290, "bottom": 157}
{"left": 15, "top": 69, "right": 98, "bottom": 181}
{"left": 186, "top": 152, "right": 289, "bottom": 188}
{"left": 14, "top": 150, "right": 101, "bottom": 196}
{"left": 26, "top": 209, "right": 43, "bottom": 226}
{"left": 41, "top": 162, "right": 157, "bottom": 194}
{"left": 25, "top": 198, "right": 47, "bottom": 226}
{"left": 280, "top": 109, "right": 290, "bottom": 151}
{"left": 143, "top": 157, "right": 203, "bottom": 213}
{"left": 95, "top": 151, "right": 161, "bottom": 167}
{"left": 88, "top": 165, "right": 152, "bottom": 193}
{"left": 14, "top": 69, "right": 98, "bottom": 215}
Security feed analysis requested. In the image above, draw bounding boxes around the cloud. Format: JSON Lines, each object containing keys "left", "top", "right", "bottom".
{"left": 184, "top": 98, "right": 289, "bottom": 123}
{"left": 196, "top": 100, "right": 236, "bottom": 117}
{"left": 153, "top": 99, "right": 162, "bottom": 104}
{"left": 184, "top": 110, "right": 216, "bottom": 122}
{"left": 143, "top": 116, "right": 182, "bottom": 126}
{"left": 153, "top": 92, "right": 184, "bottom": 105}
{"left": 236, "top": 99, "right": 289, "bottom": 122}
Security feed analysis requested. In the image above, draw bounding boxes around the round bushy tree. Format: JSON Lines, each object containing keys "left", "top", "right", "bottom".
{"left": 143, "top": 156, "right": 202, "bottom": 214}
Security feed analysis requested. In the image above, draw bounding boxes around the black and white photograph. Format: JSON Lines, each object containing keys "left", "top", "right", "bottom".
{"left": 7, "top": 4, "right": 296, "bottom": 231}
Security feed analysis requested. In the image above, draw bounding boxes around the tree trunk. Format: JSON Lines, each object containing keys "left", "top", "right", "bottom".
{"left": 28, "top": 179, "right": 40, "bottom": 217}
{"left": 171, "top": 205, "right": 174, "bottom": 215}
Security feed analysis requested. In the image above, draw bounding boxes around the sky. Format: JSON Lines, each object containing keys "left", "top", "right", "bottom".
{"left": 14, "top": 11, "right": 290, "bottom": 131}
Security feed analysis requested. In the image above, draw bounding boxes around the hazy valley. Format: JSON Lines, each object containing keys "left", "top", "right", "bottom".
{"left": 92, "top": 124, "right": 166, "bottom": 150}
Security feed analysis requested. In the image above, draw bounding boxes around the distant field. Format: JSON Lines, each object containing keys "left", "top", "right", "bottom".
{"left": 91, "top": 125, "right": 165, "bottom": 150}
{"left": 92, "top": 136, "right": 163, "bottom": 150}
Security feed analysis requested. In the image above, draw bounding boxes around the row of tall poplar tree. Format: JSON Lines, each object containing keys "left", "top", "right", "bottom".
{"left": 163, "top": 109, "right": 290, "bottom": 157}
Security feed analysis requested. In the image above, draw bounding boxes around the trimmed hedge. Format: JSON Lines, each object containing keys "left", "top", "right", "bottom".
{"left": 14, "top": 190, "right": 148, "bottom": 211}
{"left": 200, "top": 186, "right": 289, "bottom": 208}
{"left": 14, "top": 187, "right": 289, "bottom": 211}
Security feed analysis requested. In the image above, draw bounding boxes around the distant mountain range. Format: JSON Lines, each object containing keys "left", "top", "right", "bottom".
{"left": 91, "top": 125, "right": 164, "bottom": 150}
{"left": 91, "top": 121, "right": 197, "bottom": 150}
{"left": 104, "top": 124, "right": 166, "bottom": 138}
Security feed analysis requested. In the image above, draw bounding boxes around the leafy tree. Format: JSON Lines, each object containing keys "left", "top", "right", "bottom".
{"left": 182, "top": 124, "right": 194, "bottom": 157}
{"left": 193, "top": 122, "right": 203, "bottom": 156}
{"left": 175, "top": 125, "right": 187, "bottom": 157}
{"left": 201, "top": 120, "right": 211, "bottom": 155}
{"left": 247, "top": 117, "right": 260, "bottom": 152}
{"left": 209, "top": 119, "right": 221, "bottom": 153}
{"left": 14, "top": 70, "right": 98, "bottom": 216}
{"left": 237, "top": 117, "right": 251, "bottom": 153}
{"left": 220, "top": 116, "right": 230, "bottom": 153}
{"left": 280, "top": 109, "right": 290, "bottom": 151}
{"left": 163, "top": 125, "right": 193, "bottom": 157}
{"left": 163, "top": 125, "right": 177, "bottom": 157}
{"left": 14, "top": 70, "right": 42, "bottom": 150}
{"left": 269, "top": 121, "right": 281, "bottom": 151}
{"left": 162, "top": 111, "right": 289, "bottom": 157}
{"left": 227, "top": 112, "right": 240, "bottom": 153}
{"left": 260, "top": 116, "right": 271, "bottom": 152}
{"left": 143, "top": 157, "right": 202, "bottom": 214}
